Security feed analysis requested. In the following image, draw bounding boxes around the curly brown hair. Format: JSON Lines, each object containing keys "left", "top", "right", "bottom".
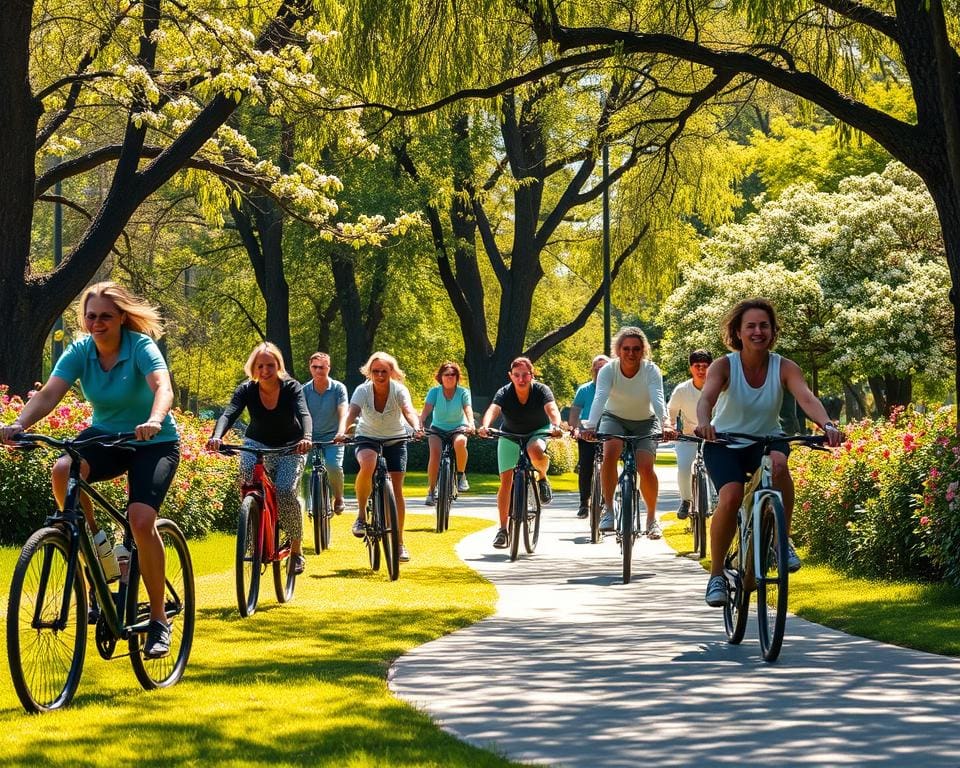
{"left": 722, "top": 298, "right": 780, "bottom": 351}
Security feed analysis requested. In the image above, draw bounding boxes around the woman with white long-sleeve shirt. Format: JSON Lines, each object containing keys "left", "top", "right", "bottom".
{"left": 582, "top": 327, "right": 676, "bottom": 538}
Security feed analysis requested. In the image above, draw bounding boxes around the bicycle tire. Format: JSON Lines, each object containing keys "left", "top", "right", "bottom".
{"left": 128, "top": 519, "right": 196, "bottom": 689}
{"left": 620, "top": 473, "right": 634, "bottom": 584}
{"left": 436, "top": 456, "right": 452, "bottom": 533}
{"left": 693, "top": 464, "right": 709, "bottom": 560}
{"left": 235, "top": 495, "right": 262, "bottom": 618}
{"left": 523, "top": 473, "right": 541, "bottom": 554}
{"left": 7, "top": 527, "right": 87, "bottom": 713}
{"left": 508, "top": 471, "right": 524, "bottom": 562}
{"left": 319, "top": 473, "right": 332, "bottom": 551}
{"left": 310, "top": 470, "right": 322, "bottom": 554}
{"left": 723, "top": 529, "right": 750, "bottom": 644}
{"left": 757, "top": 495, "right": 789, "bottom": 662}
{"left": 273, "top": 531, "right": 297, "bottom": 604}
{"left": 379, "top": 480, "right": 401, "bottom": 581}
{"left": 588, "top": 461, "right": 602, "bottom": 544}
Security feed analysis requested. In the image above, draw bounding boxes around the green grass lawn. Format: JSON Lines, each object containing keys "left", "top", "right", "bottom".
{"left": 661, "top": 512, "right": 960, "bottom": 657}
{"left": 0, "top": 514, "right": 524, "bottom": 767}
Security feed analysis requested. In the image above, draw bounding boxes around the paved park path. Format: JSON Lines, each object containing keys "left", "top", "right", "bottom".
{"left": 390, "top": 466, "right": 960, "bottom": 767}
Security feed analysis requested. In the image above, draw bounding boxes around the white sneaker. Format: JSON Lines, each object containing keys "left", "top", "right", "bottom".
{"left": 646, "top": 519, "right": 663, "bottom": 539}
{"left": 424, "top": 489, "right": 436, "bottom": 506}
{"left": 599, "top": 507, "right": 616, "bottom": 532}
{"left": 457, "top": 473, "right": 470, "bottom": 492}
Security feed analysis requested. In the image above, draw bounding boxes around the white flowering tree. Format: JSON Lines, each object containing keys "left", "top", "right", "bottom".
{"left": 660, "top": 162, "right": 951, "bottom": 415}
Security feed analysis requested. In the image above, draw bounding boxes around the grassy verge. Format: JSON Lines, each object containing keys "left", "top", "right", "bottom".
{"left": 0, "top": 513, "right": 524, "bottom": 767}
{"left": 661, "top": 512, "right": 960, "bottom": 657}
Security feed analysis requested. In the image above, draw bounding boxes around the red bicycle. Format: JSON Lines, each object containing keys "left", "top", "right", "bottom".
{"left": 217, "top": 443, "right": 300, "bottom": 617}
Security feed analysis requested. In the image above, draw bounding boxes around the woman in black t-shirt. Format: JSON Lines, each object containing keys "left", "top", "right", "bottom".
{"left": 207, "top": 342, "right": 312, "bottom": 574}
{"left": 478, "top": 357, "right": 562, "bottom": 550}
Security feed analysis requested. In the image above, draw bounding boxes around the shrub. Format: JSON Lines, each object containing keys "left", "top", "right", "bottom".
{"left": 916, "top": 413, "right": 960, "bottom": 585}
{"left": 0, "top": 386, "right": 238, "bottom": 544}
{"left": 792, "top": 407, "right": 951, "bottom": 581}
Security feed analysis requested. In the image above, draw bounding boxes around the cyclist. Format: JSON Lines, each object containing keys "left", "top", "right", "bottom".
{"left": 581, "top": 327, "right": 676, "bottom": 539}
{"left": 667, "top": 349, "right": 713, "bottom": 520}
{"left": 301, "top": 352, "right": 348, "bottom": 513}
{"left": 695, "top": 297, "right": 842, "bottom": 607}
{"left": 421, "top": 361, "right": 474, "bottom": 505}
{"left": 569, "top": 355, "right": 610, "bottom": 519}
{"left": 477, "top": 357, "right": 563, "bottom": 550}
{"left": 206, "top": 342, "right": 312, "bottom": 575}
{"left": 337, "top": 352, "right": 422, "bottom": 563}
{"left": 0, "top": 282, "right": 179, "bottom": 658}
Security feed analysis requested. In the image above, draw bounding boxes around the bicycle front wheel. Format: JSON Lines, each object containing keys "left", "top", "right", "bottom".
{"left": 309, "top": 470, "right": 322, "bottom": 554}
{"left": 757, "top": 495, "right": 789, "bottom": 662}
{"left": 128, "top": 519, "right": 196, "bottom": 689}
{"left": 620, "top": 474, "right": 634, "bottom": 584}
{"left": 235, "top": 496, "right": 262, "bottom": 618}
{"left": 319, "top": 473, "right": 332, "bottom": 551}
{"left": 7, "top": 527, "right": 87, "bottom": 713}
{"left": 692, "top": 464, "right": 709, "bottom": 560}
{"left": 436, "top": 457, "right": 452, "bottom": 533}
{"left": 508, "top": 471, "right": 525, "bottom": 561}
{"left": 273, "top": 522, "right": 296, "bottom": 604}
{"left": 377, "top": 480, "right": 401, "bottom": 580}
{"left": 589, "top": 463, "right": 602, "bottom": 544}
{"left": 523, "top": 474, "right": 541, "bottom": 554}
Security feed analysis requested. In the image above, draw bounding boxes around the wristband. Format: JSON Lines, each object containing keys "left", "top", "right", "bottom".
{"left": 823, "top": 421, "right": 838, "bottom": 431}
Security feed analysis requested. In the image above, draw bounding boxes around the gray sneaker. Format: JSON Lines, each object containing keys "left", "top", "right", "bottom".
{"left": 599, "top": 507, "right": 616, "bottom": 532}
{"left": 646, "top": 519, "right": 663, "bottom": 539}
{"left": 424, "top": 489, "right": 436, "bottom": 506}
{"left": 676, "top": 500, "right": 691, "bottom": 520}
{"left": 457, "top": 473, "right": 470, "bottom": 492}
{"left": 705, "top": 575, "right": 728, "bottom": 607}
{"left": 786, "top": 538, "right": 802, "bottom": 572}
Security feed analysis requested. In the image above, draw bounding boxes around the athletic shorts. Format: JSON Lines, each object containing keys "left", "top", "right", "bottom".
{"left": 497, "top": 428, "right": 550, "bottom": 474}
{"left": 703, "top": 440, "right": 791, "bottom": 490}
{"left": 354, "top": 438, "right": 408, "bottom": 473}
{"left": 597, "top": 414, "right": 657, "bottom": 456}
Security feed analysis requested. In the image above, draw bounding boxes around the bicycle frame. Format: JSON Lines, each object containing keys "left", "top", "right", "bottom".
{"left": 243, "top": 458, "right": 285, "bottom": 562}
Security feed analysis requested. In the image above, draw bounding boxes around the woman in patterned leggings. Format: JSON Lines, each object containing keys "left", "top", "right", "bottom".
{"left": 207, "top": 342, "right": 312, "bottom": 574}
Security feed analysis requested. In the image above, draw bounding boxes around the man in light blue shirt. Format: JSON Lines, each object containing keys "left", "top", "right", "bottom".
{"left": 569, "top": 355, "right": 609, "bottom": 518}
{"left": 302, "top": 352, "right": 348, "bottom": 511}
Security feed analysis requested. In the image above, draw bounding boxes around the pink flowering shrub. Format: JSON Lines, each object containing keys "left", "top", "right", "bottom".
{"left": 0, "top": 385, "right": 238, "bottom": 543}
{"left": 915, "top": 419, "right": 960, "bottom": 585}
{"left": 792, "top": 406, "right": 952, "bottom": 581}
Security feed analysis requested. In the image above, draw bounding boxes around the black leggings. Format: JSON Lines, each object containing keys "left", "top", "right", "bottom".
{"left": 577, "top": 438, "right": 598, "bottom": 506}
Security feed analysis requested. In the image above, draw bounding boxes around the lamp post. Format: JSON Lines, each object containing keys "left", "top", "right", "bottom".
{"left": 602, "top": 140, "right": 611, "bottom": 356}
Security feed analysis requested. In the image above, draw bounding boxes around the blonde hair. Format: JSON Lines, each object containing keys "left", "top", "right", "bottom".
{"left": 360, "top": 351, "right": 405, "bottom": 381}
{"left": 78, "top": 281, "right": 164, "bottom": 339}
{"left": 612, "top": 327, "right": 651, "bottom": 359}
{"left": 244, "top": 342, "right": 289, "bottom": 380}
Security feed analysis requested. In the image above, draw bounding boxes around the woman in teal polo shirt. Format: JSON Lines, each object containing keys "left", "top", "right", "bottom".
{"left": 0, "top": 282, "right": 179, "bottom": 660}
{"left": 420, "top": 361, "right": 474, "bottom": 505}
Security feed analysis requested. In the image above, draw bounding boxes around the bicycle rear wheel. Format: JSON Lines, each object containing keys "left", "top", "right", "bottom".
{"left": 620, "top": 474, "right": 634, "bottom": 584}
{"left": 319, "top": 473, "right": 332, "bottom": 551}
{"left": 7, "top": 527, "right": 87, "bottom": 713}
{"left": 129, "top": 519, "right": 196, "bottom": 689}
{"left": 309, "top": 470, "right": 322, "bottom": 554}
{"left": 692, "top": 464, "right": 709, "bottom": 560}
{"left": 273, "top": 523, "right": 296, "bottom": 604}
{"left": 508, "top": 471, "right": 525, "bottom": 562}
{"left": 588, "top": 462, "right": 602, "bottom": 544}
{"left": 378, "top": 480, "right": 401, "bottom": 581}
{"left": 436, "top": 457, "right": 452, "bottom": 533}
{"left": 235, "top": 496, "right": 262, "bottom": 618}
{"left": 723, "top": 529, "right": 750, "bottom": 644}
{"left": 523, "top": 473, "right": 541, "bottom": 554}
{"left": 757, "top": 495, "right": 789, "bottom": 662}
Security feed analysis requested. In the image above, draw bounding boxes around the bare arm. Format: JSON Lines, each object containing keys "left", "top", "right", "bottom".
{"left": 545, "top": 400, "right": 563, "bottom": 436}
{"left": 136, "top": 370, "right": 174, "bottom": 441}
{"left": 695, "top": 357, "right": 729, "bottom": 441}
{"left": 0, "top": 376, "right": 72, "bottom": 442}
{"left": 478, "top": 403, "right": 502, "bottom": 436}
{"left": 781, "top": 358, "right": 842, "bottom": 445}
{"left": 419, "top": 401, "right": 434, "bottom": 428}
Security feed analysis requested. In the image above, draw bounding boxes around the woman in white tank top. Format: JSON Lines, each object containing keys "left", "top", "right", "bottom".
{"left": 695, "top": 298, "right": 842, "bottom": 608}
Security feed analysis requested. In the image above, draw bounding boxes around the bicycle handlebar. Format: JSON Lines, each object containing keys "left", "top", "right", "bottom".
{"left": 9, "top": 432, "right": 138, "bottom": 450}
{"left": 713, "top": 432, "right": 828, "bottom": 450}
{"left": 425, "top": 426, "right": 473, "bottom": 438}
{"left": 215, "top": 442, "right": 302, "bottom": 457}
{"left": 590, "top": 432, "right": 665, "bottom": 443}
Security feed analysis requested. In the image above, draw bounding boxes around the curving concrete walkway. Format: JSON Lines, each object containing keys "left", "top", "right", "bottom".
{"left": 390, "top": 467, "right": 960, "bottom": 767}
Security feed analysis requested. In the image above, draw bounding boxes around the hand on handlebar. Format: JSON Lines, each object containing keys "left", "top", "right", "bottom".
{"left": 661, "top": 425, "right": 678, "bottom": 441}
{"left": 296, "top": 438, "right": 312, "bottom": 454}
{"left": 206, "top": 437, "right": 222, "bottom": 452}
{"left": 694, "top": 424, "right": 717, "bottom": 442}
{"left": 0, "top": 423, "right": 24, "bottom": 445}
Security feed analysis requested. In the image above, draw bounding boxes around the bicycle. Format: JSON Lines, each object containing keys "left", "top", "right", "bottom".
{"left": 676, "top": 435, "right": 716, "bottom": 559}
{"left": 216, "top": 442, "right": 302, "bottom": 617}
{"left": 595, "top": 433, "right": 661, "bottom": 584}
{"left": 344, "top": 434, "right": 411, "bottom": 581}
{"left": 427, "top": 427, "right": 470, "bottom": 533}
{"left": 716, "top": 432, "right": 827, "bottom": 662}
{"left": 485, "top": 429, "right": 548, "bottom": 562}
{"left": 5, "top": 432, "right": 195, "bottom": 713}
{"left": 305, "top": 440, "right": 336, "bottom": 554}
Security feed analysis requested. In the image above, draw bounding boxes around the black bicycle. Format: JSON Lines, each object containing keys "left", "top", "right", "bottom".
{"left": 485, "top": 429, "right": 547, "bottom": 562}
{"left": 6, "top": 432, "right": 195, "bottom": 713}
{"left": 306, "top": 441, "right": 336, "bottom": 553}
{"left": 427, "top": 427, "right": 470, "bottom": 533}
{"left": 596, "top": 433, "right": 661, "bottom": 584}
{"left": 676, "top": 435, "right": 715, "bottom": 559}
{"left": 347, "top": 435, "right": 411, "bottom": 580}
{"left": 718, "top": 432, "right": 827, "bottom": 662}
